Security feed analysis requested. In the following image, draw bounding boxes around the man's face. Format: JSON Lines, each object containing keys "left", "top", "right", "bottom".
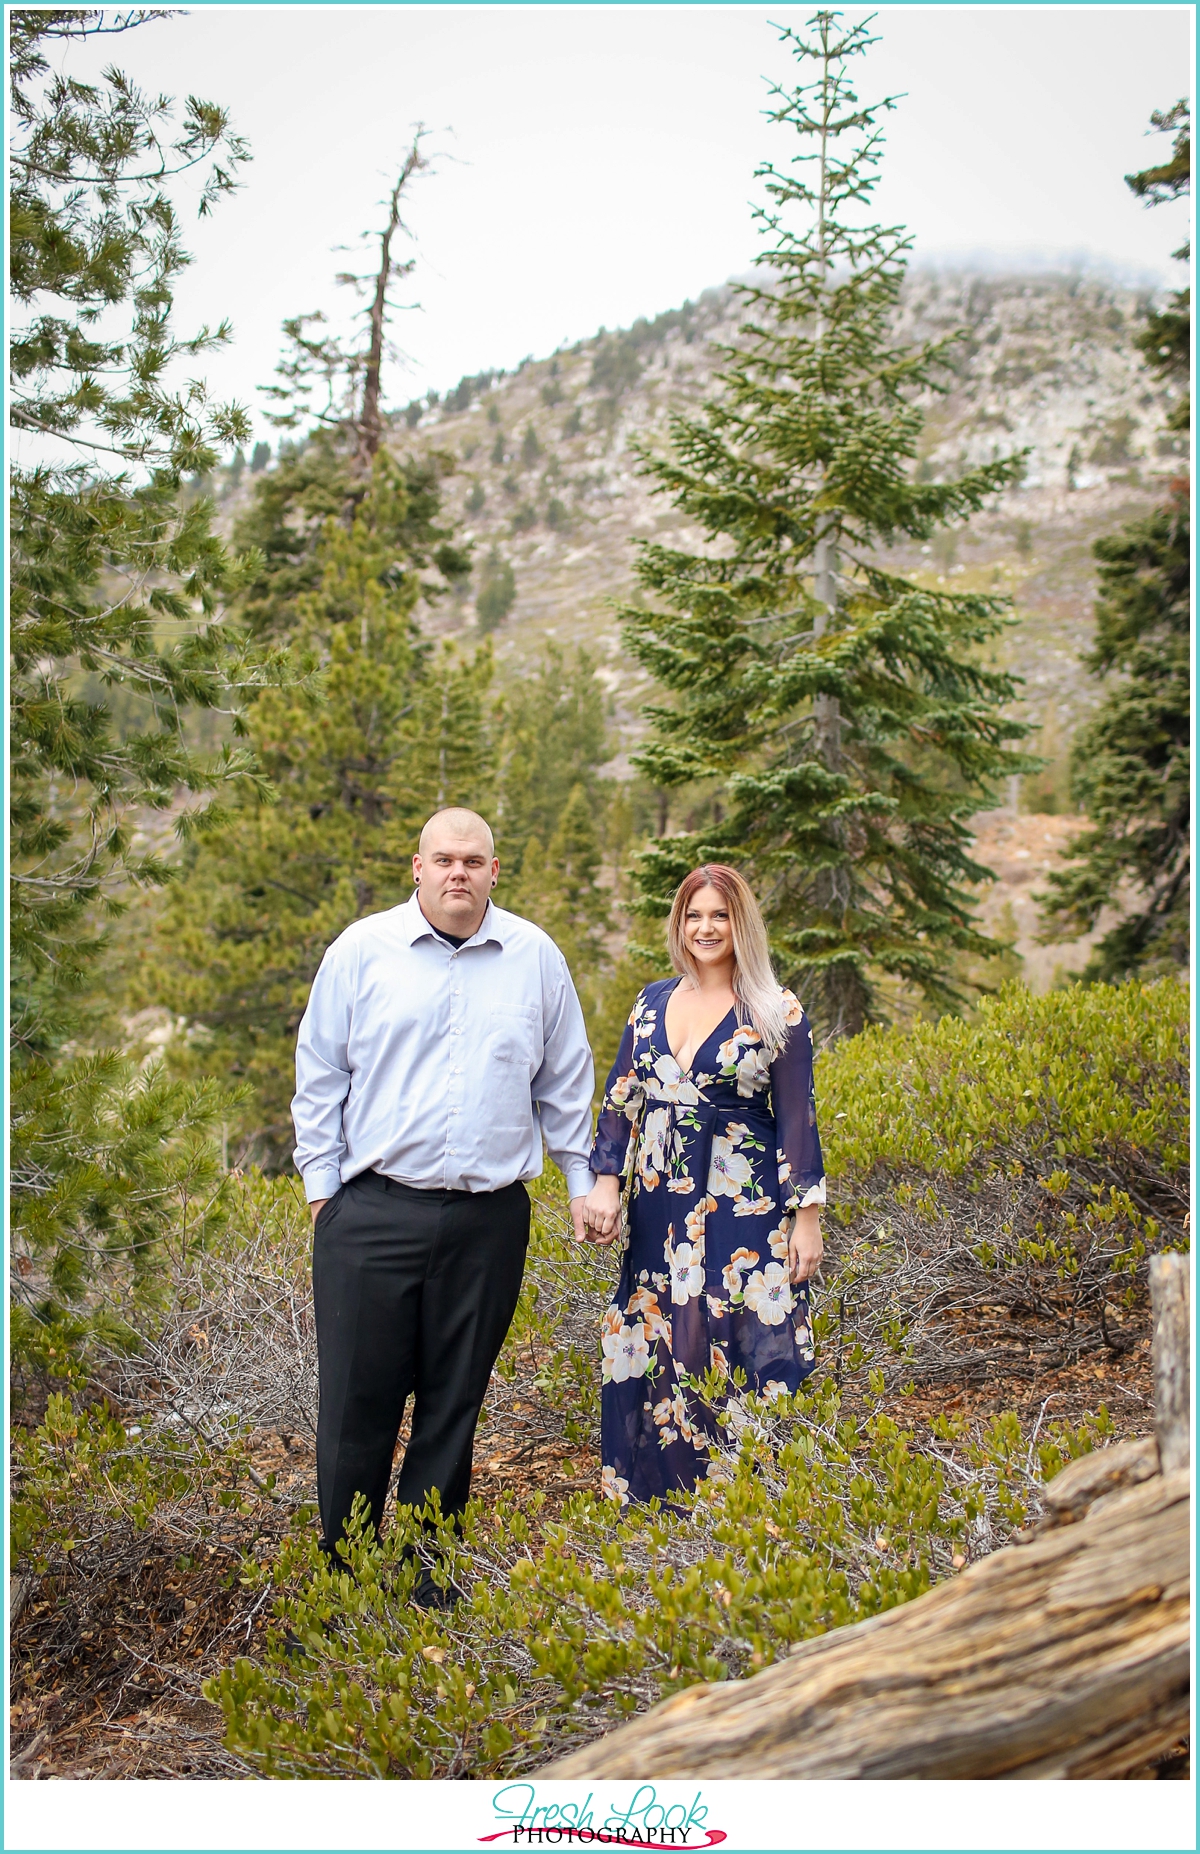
{"left": 412, "top": 829, "right": 499, "bottom": 932}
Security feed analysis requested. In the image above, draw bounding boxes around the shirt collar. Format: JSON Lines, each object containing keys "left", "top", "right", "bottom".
{"left": 403, "top": 891, "right": 506, "bottom": 950}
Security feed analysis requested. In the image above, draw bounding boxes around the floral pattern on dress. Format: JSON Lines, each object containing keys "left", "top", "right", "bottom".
{"left": 592, "top": 975, "right": 826, "bottom": 1506}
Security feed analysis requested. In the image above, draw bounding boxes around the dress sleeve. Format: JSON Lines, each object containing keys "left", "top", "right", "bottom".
{"left": 589, "top": 992, "right": 645, "bottom": 1178}
{"left": 771, "top": 991, "right": 826, "bottom": 1211}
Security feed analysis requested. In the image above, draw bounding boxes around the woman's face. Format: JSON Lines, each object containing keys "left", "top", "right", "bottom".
{"left": 683, "top": 884, "right": 734, "bottom": 975}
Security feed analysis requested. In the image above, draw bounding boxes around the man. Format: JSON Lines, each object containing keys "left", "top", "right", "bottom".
{"left": 292, "top": 807, "right": 595, "bottom": 1598}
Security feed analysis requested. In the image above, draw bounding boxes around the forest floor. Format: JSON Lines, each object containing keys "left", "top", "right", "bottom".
{"left": 10, "top": 1319, "right": 1182, "bottom": 1783}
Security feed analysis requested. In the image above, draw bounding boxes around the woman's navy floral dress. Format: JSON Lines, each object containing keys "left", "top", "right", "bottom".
{"left": 589, "top": 977, "right": 826, "bottom": 1506}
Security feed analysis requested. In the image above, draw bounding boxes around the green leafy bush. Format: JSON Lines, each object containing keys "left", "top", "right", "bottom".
{"left": 14, "top": 979, "right": 1184, "bottom": 1776}
{"left": 207, "top": 1366, "right": 1110, "bottom": 1778}
{"left": 812, "top": 980, "right": 1188, "bottom": 1397}
{"left": 203, "top": 978, "right": 1185, "bottom": 1775}
{"left": 819, "top": 978, "right": 1188, "bottom": 1184}
{"left": 11, "top": 1393, "right": 260, "bottom": 1575}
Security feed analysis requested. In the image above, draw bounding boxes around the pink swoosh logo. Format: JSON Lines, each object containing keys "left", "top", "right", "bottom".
{"left": 478, "top": 1833, "right": 727, "bottom": 1849}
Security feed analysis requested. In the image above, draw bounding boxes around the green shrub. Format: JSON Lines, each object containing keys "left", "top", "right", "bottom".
{"left": 11, "top": 1392, "right": 261, "bottom": 1574}
{"left": 209, "top": 1368, "right": 1109, "bottom": 1778}
{"left": 819, "top": 978, "right": 1189, "bottom": 1185}
{"left": 476, "top": 550, "right": 516, "bottom": 630}
{"left": 814, "top": 979, "right": 1189, "bottom": 1397}
{"left": 199, "top": 978, "right": 1186, "bottom": 1775}
{"left": 19, "top": 980, "right": 1183, "bottom": 1776}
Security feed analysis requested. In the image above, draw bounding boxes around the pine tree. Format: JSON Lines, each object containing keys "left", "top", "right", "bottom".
{"left": 1128, "top": 102, "right": 1190, "bottom": 432}
{"left": 141, "top": 459, "right": 497, "bottom": 1161}
{"left": 138, "top": 146, "right": 485, "bottom": 1159}
{"left": 492, "top": 646, "right": 633, "bottom": 1066}
{"left": 1039, "top": 107, "right": 1189, "bottom": 979}
{"left": 506, "top": 784, "right": 611, "bottom": 1013}
{"left": 476, "top": 547, "right": 516, "bottom": 629}
{"left": 494, "top": 644, "right": 610, "bottom": 869}
{"left": 624, "top": 13, "right": 1030, "bottom": 1037}
{"left": 9, "top": 11, "right": 272, "bottom": 1358}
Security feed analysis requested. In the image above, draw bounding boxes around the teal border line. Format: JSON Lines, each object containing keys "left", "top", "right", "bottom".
{"left": 3, "top": 3, "right": 1194, "bottom": 1852}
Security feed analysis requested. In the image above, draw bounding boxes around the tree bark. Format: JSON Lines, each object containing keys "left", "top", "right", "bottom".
{"left": 1151, "top": 1252, "right": 1191, "bottom": 1475}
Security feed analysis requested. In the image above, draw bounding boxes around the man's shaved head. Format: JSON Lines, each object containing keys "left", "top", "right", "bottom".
{"left": 418, "top": 807, "right": 495, "bottom": 857}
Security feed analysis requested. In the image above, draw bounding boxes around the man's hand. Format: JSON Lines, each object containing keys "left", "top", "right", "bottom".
{"left": 788, "top": 1203, "right": 823, "bottom": 1284}
{"left": 310, "top": 1198, "right": 329, "bottom": 1225}
{"left": 568, "top": 1195, "right": 590, "bottom": 1244}
{"left": 581, "top": 1175, "right": 621, "bottom": 1246}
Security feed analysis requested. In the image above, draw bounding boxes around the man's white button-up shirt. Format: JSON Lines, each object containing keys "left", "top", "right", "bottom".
{"left": 291, "top": 894, "right": 596, "bottom": 1202}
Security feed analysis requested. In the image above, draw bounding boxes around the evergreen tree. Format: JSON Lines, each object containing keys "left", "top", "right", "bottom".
{"left": 138, "top": 141, "right": 484, "bottom": 1158}
{"left": 231, "top": 133, "right": 470, "bottom": 646}
{"left": 1127, "top": 102, "right": 1190, "bottom": 432}
{"left": 505, "top": 784, "right": 611, "bottom": 1024}
{"left": 231, "top": 429, "right": 467, "bottom": 643}
{"left": 494, "top": 645, "right": 610, "bottom": 875}
{"left": 141, "top": 458, "right": 497, "bottom": 1161}
{"left": 476, "top": 547, "right": 516, "bottom": 629}
{"left": 9, "top": 10, "right": 272, "bottom": 1355}
{"left": 492, "top": 649, "right": 656, "bottom": 1076}
{"left": 624, "top": 13, "right": 1030, "bottom": 1037}
{"left": 1040, "top": 108, "right": 1190, "bottom": 978}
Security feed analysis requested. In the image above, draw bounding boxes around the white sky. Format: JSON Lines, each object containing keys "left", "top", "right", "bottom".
{"left": 29, "top": 3, "right": 1195, "bottom": 443}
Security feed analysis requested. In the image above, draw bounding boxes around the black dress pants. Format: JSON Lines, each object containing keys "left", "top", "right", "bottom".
{"left": 311, "top": 1170, "right": 531, "bottom": 1555}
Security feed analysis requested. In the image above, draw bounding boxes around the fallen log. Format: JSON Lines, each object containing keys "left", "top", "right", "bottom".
{"left": 549, "top": 1266, "right": 1191, "bottom": 1780}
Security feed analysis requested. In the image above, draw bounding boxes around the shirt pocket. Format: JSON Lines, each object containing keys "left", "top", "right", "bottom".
{"left": 488, "top": 1002, "right": 540, "bottom": 1067}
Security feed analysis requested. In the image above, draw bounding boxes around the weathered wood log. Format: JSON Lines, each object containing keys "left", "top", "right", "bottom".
{"left": 1038, "top": 1434, "right": 1160, "bottom": 1525}
{"left": 547, "top": 1470, "right": 1189, "bottom": 1779}
{"left": 9, "top": 1576, "right": 33, "bottom": 1629}
{"left": 1151, "top": 1253, "right": 1191, "bottom": 1475}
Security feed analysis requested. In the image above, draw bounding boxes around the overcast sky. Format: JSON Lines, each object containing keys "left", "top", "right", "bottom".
{"left": 40, "top": 4, "right": 1194, "bottom": 445}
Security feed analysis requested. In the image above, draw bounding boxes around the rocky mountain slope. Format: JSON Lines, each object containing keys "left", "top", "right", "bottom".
{"left": 411, "top": 269, "right": 1179, "bottom": 801}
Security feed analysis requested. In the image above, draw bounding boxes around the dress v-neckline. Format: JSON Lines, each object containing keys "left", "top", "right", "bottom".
{"left": 663, "top": 977, "right": 737, "bottom": 1079}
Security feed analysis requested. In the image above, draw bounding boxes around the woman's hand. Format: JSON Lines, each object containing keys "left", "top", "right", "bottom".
{"left": 788, "top": 1204, "right": 823, "bottom": 1284}
{"left": 583, "top": 1174, "right": 622, "bottom": 1246}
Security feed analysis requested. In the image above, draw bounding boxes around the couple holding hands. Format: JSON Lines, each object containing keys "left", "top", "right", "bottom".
{"left": 293, "top": 807, "right": 824, "bottom": 1592}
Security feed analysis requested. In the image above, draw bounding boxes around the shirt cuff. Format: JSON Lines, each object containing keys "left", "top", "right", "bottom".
{"left": 565, "top": 1163, "right": 595, "bottom": 1200}
{"left": 302, "top": 1165, "right": 344, "bottom": 1203}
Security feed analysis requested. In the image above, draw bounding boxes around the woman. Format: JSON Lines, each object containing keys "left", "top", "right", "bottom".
{"left": 583, "top": 865, "right": 825, "bottom": 1506}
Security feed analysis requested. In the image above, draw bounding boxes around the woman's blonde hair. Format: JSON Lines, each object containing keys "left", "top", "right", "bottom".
{"left": 666, "top": 864, "right": 790, "bottom": 1056}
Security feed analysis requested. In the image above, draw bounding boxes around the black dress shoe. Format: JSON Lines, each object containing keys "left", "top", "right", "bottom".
{"left": 413, "top": 1568, "right": 464, "bottom": 1611}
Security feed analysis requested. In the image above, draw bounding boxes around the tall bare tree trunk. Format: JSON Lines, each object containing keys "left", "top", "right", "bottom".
{"left": 356, "top": 129, "right": 429, "bottom": 470}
